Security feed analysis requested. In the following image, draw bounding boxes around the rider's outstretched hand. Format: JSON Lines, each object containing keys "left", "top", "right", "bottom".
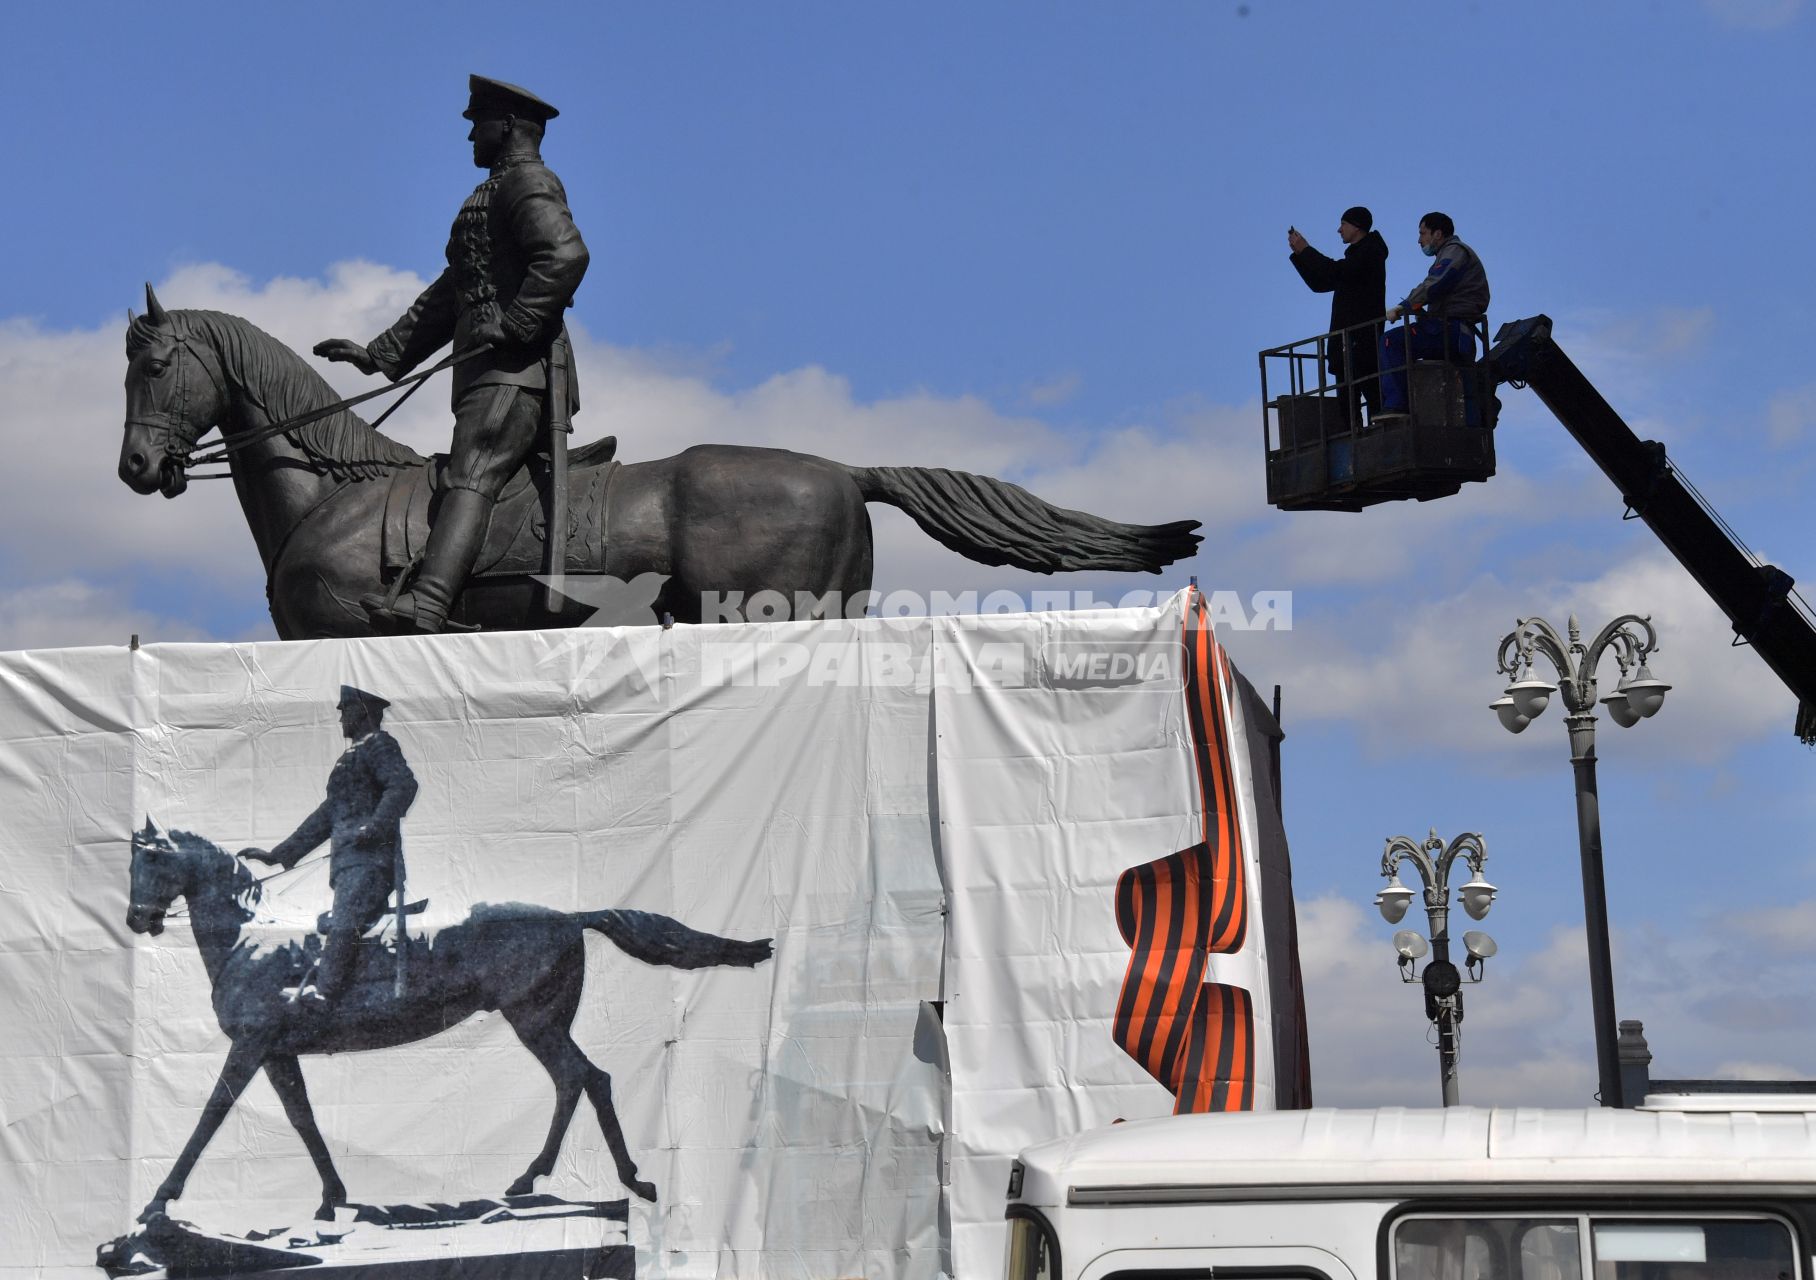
{"left": 312, "top": 338, "right": 381, "bottom": 377}
{"left": 238, "top": 846, "right": 278, "bottom": 865}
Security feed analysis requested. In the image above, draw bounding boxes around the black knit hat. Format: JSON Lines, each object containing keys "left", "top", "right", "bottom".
{"left": 1340, "top": 206, "right": 1373, "bottom": 233}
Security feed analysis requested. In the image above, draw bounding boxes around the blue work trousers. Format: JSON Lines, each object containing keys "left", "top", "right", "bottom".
{"left": 1379, "top": 317, "right": 1476, "bottom": 413}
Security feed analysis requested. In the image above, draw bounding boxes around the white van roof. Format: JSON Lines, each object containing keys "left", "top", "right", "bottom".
{"left": 1015, "top": 1107, "right": 1816, "bottom": 1206}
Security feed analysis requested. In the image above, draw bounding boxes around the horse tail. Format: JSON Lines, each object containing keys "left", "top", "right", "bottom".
{"left": 582, "top": 909, "right": 774, "bottom": 970}
{"left": 844, "top": 465, "right": 1202, "bottom": 574}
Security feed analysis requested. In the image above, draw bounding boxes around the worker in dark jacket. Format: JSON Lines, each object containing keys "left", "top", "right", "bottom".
{"left": 243, "top": 686, "right": 419, "bottom": 1007}
{"left": 314, "top": 75, "right": 589, "bottom": 633}
{"left": 1288, "top": 206, "right": 1388, "bottom": 423}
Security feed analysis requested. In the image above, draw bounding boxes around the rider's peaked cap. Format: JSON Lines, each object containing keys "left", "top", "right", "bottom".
{"left": 463, "top": 75, "right": 559, "bottom": 123}
{"left": 337, "top": 685, "right": 391, "bottom": 715}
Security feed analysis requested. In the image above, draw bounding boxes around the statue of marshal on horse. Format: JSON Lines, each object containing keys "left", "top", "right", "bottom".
{"left": 118, "top": 76, "right": 1204, "bottom": 642}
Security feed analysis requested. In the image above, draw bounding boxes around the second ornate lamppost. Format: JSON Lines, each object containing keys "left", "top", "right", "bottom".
{"left": 1491, "top": 613, "right": 1669, "bottom": 1108}
{"left": 1376, "top": 829, "right": 1497, "bottom": 1106}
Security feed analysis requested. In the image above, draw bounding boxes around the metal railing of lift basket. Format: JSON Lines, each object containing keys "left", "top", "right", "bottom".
{"left": 1260, "top": 316, "right": 1385, "bottom": 455}
{"left": 1261, "top": 312, "right": 1493, "bottom": 457}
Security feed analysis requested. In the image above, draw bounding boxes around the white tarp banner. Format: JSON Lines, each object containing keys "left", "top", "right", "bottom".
{"left": 935, "top": 602, "right": 1278, "bottom": 1277}
{"left": 0, "top": 594, "right": 1296, "bottom": 1279}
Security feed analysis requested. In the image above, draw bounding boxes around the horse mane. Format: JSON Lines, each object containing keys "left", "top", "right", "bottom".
{"left": 166, "top": 310, "right": 425, "bottom": 480}
{"left": 167, "top": 827, "right": 265, "bottom": 912}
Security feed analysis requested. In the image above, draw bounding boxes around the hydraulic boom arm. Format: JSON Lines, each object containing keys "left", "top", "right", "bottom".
{"left": 1490, "top": 315, "right": 1816, "bottom": 742}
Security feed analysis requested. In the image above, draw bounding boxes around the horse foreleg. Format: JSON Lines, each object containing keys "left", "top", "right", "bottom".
{"left": 508, "top": 1078, "right": 584, "bottom": 1198}
{"left": 139, "top": 1038, "right": 268, "bottom": 1223}
{"left": 264, "top": 1054, "right": 347, "bottom": 1219}
{"left": 504, "top": 1021, "right": 591, "bottom": 1198}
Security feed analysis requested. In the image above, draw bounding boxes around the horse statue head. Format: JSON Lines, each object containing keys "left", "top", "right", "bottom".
{"left": 119, "top": 284, "right": 229, "bottom": 499}
{"left": 128, "top": 817, "right": 261, "bottom": 943}
{"left": 126, "top": 816, "right": 188, "bottom": 936}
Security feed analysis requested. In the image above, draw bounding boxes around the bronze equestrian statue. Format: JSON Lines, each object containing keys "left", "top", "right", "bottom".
{"left": 117, "top": 82, "right": 1200, "bottom": 639}
{"left": 315, "top": 75, "right": 587, "bottom": 633}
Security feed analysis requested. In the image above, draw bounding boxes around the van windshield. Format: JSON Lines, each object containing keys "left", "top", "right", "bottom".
{"left": 1392, "top": 1215, "right": 1794, "bottom": 1280}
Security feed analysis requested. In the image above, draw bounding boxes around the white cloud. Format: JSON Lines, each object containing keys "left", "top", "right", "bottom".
{"left": 1298, "top": 895, "right": 1598, "bottom": 1107}
{"left": 1708, "top": 1060, "right": 1807, "bottom": 1080}
{"left": 1701, "top": 0, "right": 1803, "bottom": 28}
{"left": 1716, "top": 899, "right": 1816, "bottom": 957}
{"left": 1546, "top": 306, "right": 1717, "bottom": 443}
{"left": 1566, "top": 306, "right": 1714, "bottom": 367}
{"left": 1024, "top": 371, "right": 1082, "bottom": 408}
{"left": 1220, "top": 548, "right": 1791, "bottom": 763}
{"left": 0, "top": 580, "right": 213, "bottom": 652}
{"left": 1766, "top": 383, "right": 1816, "bottom": 448}
{"left": 1299, "top": 892, "right": 1816, "bottom": 1108}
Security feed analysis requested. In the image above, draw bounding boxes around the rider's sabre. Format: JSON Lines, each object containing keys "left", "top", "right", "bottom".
{"left": 542, "top": 334, "right": 575, "bottom": 614}
{"left": 393, "top": 837, "right": 408, "bottom": 998}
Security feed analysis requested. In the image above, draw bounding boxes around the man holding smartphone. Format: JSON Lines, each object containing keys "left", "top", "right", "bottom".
{"left": 1286, "top": 206, "right": 1389, "bottom": 427}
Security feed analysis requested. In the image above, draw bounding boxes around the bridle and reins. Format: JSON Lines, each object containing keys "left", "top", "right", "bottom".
{"left": 124, "top": 327, "right": 232, "bottom": 487}
{"left": 128, "top": 324, "right": 492, "bottom": 596}
{"left": 129, "top": 329, "right": 487, "bottom": 484}
{"left": 133, "top": 835, "right": 326, "bottom": 925}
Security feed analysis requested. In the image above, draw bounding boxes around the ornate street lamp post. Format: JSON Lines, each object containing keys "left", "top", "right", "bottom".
{"left": 1376, "top": 829, "right": 1497, "bottom": 1106}
{"left": 1491, "top": 613, "right": 1669, "bottom": 1108}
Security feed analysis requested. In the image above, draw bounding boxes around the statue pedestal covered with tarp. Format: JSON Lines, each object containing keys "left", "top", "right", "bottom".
{"left": 1, "top": 594, "right": 1306, "bottom": 1278}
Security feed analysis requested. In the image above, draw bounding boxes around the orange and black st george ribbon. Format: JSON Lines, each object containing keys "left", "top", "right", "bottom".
{"left": 1112, "top": 589, "right": 1254, "bottom": 1113}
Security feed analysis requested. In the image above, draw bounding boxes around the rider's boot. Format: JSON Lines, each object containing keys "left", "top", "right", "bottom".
{"left": 282, "top": 964, "right": 330, "bottom": 1013}
{"left": 361, "top": 488, "right": 493, "bottom": 634}
{"left": 284, "top": 980, "right": 328, "bottom": 1008}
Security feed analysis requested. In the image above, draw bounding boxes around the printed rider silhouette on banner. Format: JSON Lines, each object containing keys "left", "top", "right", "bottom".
{"left": 241, "top": 685, "right": 418, "bottom": 1009}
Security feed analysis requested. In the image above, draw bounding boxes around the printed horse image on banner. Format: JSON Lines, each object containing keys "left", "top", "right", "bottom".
{"left": 119, "top": 821, "right": 775, "bottom": 1225}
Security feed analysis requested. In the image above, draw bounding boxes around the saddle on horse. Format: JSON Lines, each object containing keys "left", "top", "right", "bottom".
{"left": 315, "top": 898, "right": 428, "bottom": 938}
{"left": 287, "top": 898, "right": 432, "bottom": 1010}
{"left": 376, "top": 434, "right": 620, "bottom": 609}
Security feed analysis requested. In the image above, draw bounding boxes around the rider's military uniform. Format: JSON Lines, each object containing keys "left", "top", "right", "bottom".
{"left": 362, "top": 75, "right": 588, "bottom": 632}
{"left": 270, "top": 687, "right": 419, "bottom": 1002}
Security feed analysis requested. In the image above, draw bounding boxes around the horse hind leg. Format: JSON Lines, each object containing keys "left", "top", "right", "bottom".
{"left": 506, "top": 1005, "right": 658, "bottom": 1202}
{"left": 264, "top": 1055, "right": 347, "bottom": 1219}
{"left": 504, "top": 1020, "right": 589, "bottom": 1198}
{"left": 507, "top": 1016, "right": 657, "bottom": 1203}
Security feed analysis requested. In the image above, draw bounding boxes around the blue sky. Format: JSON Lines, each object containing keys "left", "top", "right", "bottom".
{"left": 3, "top": 0, "right": 1814, "bottom": 1106}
